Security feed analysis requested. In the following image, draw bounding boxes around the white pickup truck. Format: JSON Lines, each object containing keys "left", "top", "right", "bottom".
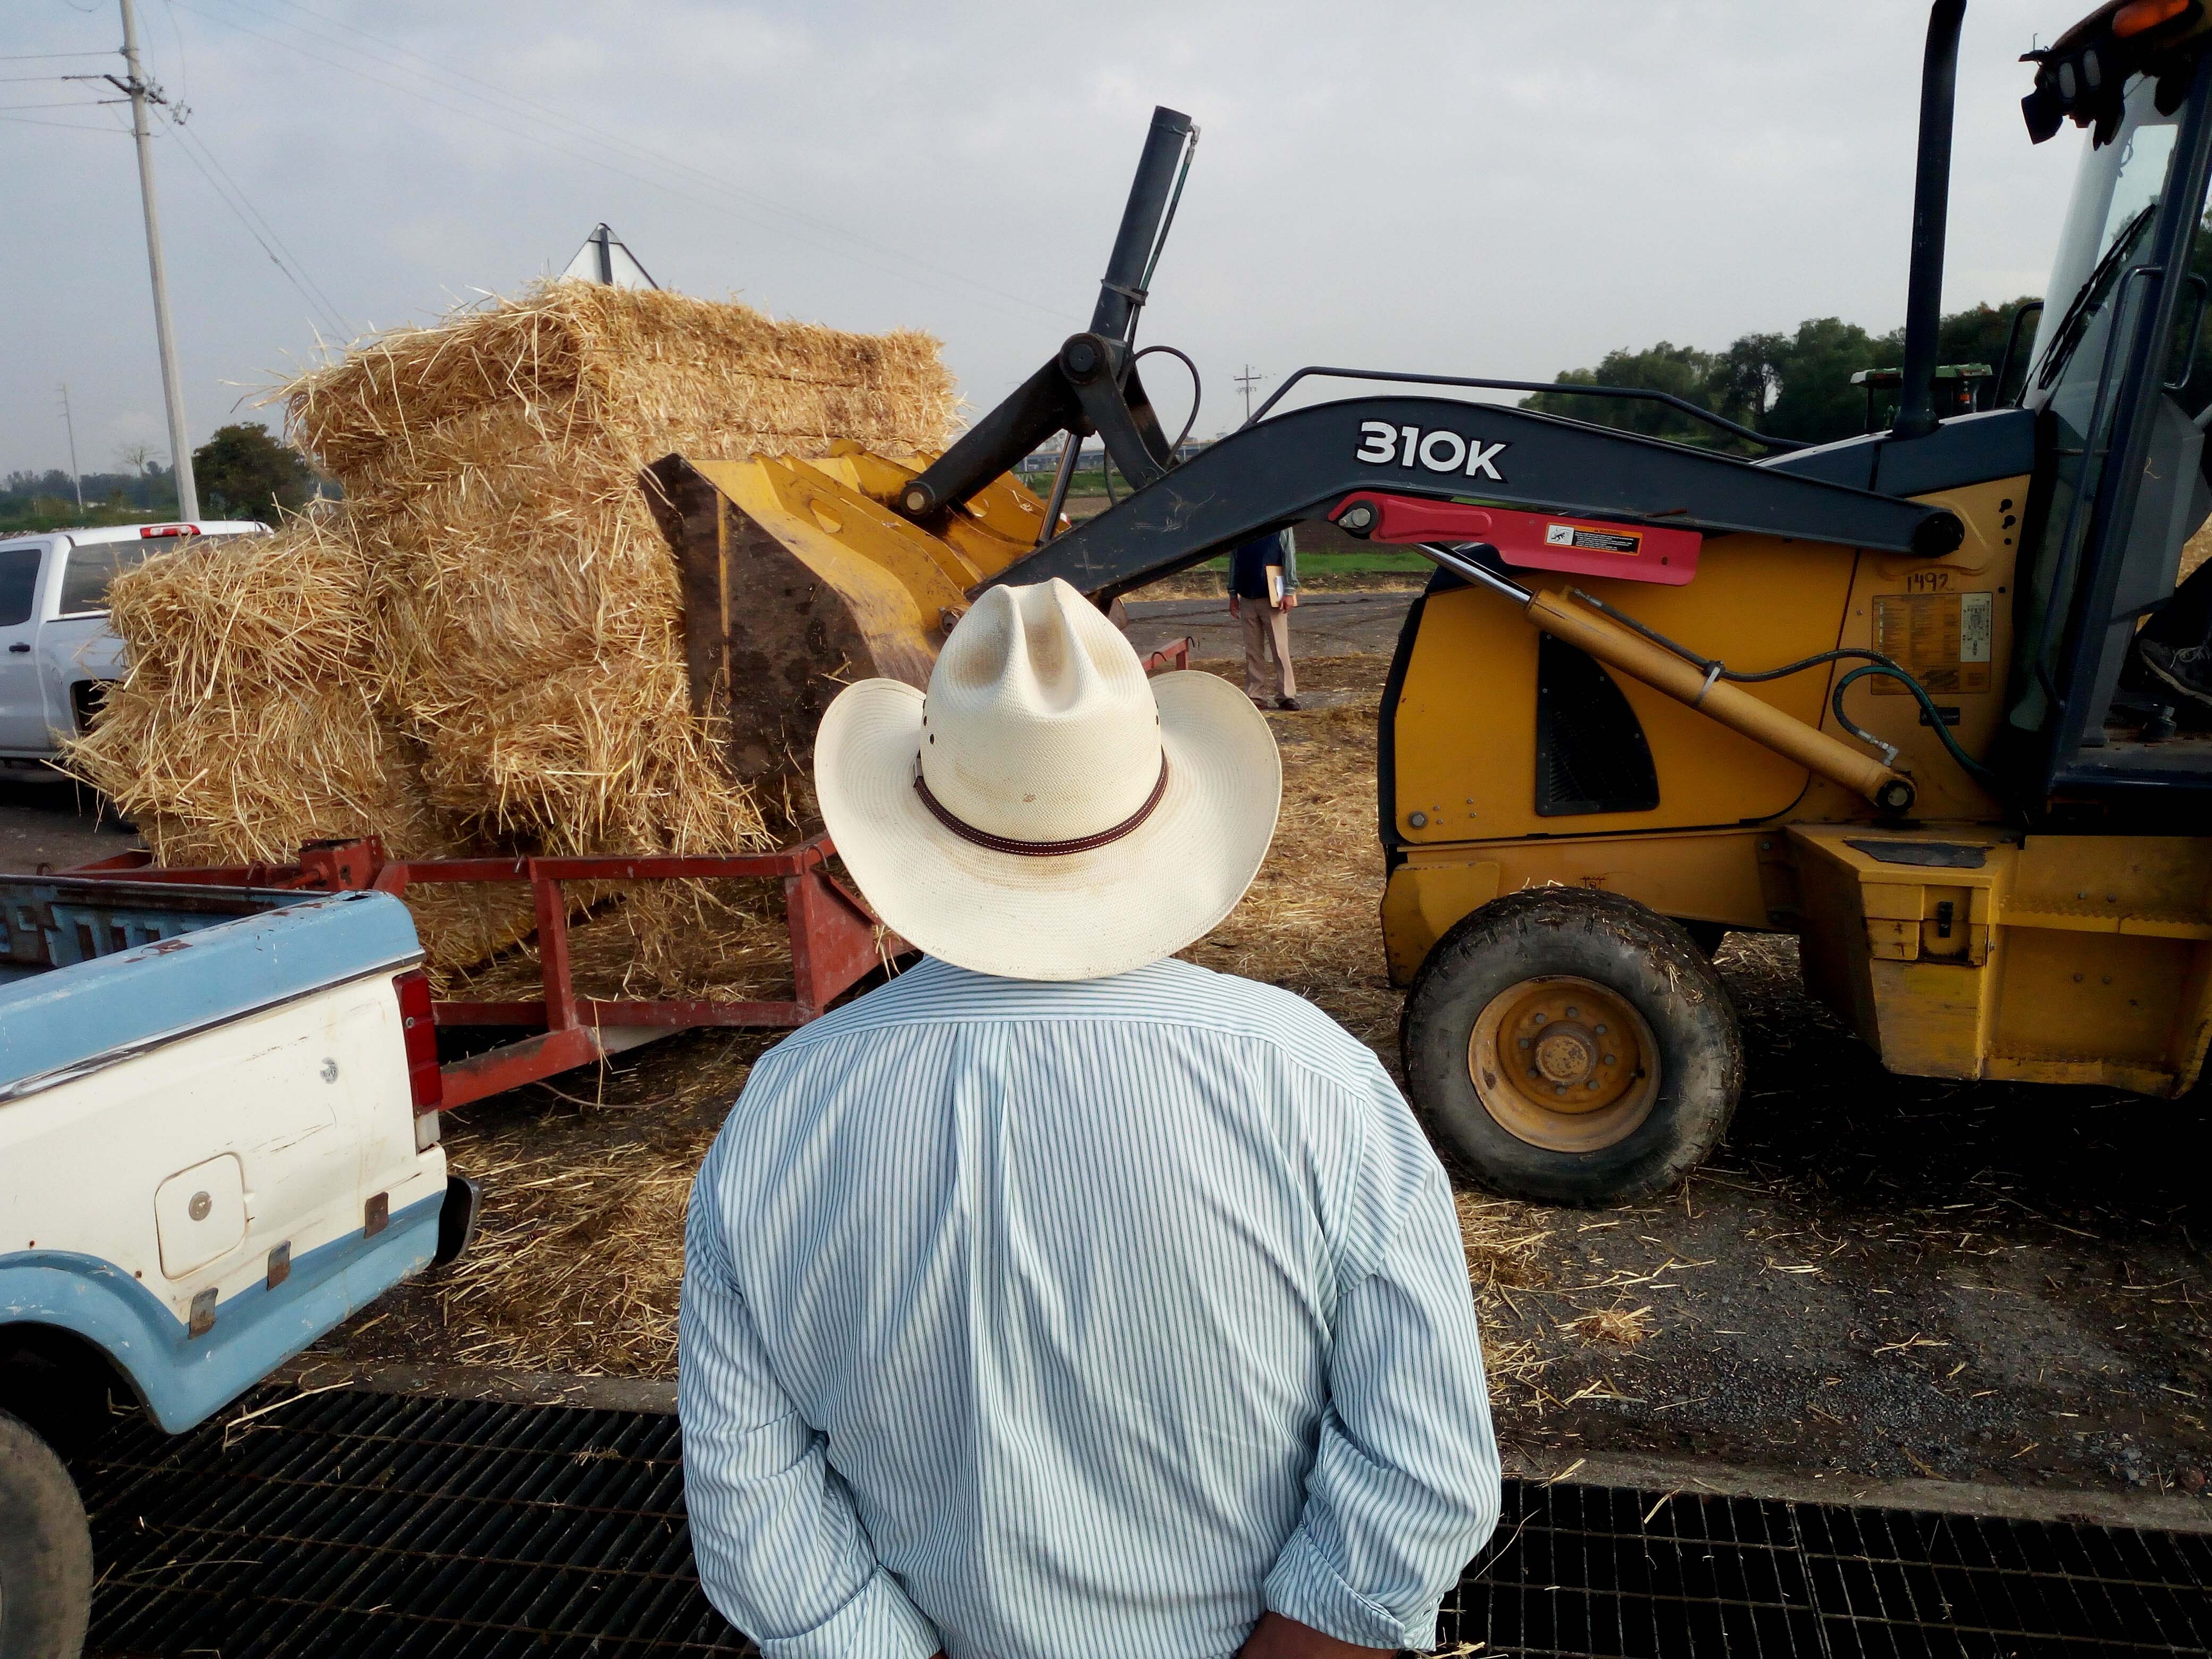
{"left": 0, "top": 876, "right": 474, "bottom": 1658}
{"left": 0, "top": 521, "right": 267, "bottom": 776}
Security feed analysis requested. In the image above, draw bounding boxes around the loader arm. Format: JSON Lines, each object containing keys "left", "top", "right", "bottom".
{"left": 981, "top": 391, "right": 1965, "bottom": 606}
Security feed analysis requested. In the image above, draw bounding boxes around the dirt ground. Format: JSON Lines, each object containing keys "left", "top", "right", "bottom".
{"left": 0, "top": 774, "right": 139, "bottom": 869}
{"left": 308, "top": 649, "right": 2212, "bottom": 1505}
{"left": 1122, "top": 591, "right": 1417, "bottom": 663}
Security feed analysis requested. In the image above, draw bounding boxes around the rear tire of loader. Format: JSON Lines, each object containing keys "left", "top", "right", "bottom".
{"left": 0, "top": 1407, "right": 91, "bottom": 1659}
{"left": 1402, "top": 888, "right": 1741, "bottom": 1207}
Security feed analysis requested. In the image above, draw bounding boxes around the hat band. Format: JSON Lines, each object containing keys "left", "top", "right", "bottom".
{"left": 913, "top": 754, "right": 1170, "bottom": 856}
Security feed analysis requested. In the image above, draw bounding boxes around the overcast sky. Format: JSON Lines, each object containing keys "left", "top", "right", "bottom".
{"left": 4, "top": 0, "right": 2093, "bottom": 480}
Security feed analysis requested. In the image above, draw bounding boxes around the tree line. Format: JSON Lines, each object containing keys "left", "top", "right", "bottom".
{"left": 1521, "top": 298, "right": 2042, "bottom": 451}
{"left": 2, "top": 423, "right": 326, "bottom": 534}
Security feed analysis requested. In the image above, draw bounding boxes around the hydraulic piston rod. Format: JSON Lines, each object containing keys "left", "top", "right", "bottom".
{"left": 1418, "top": 543, "right": 1917, "bottom": 813}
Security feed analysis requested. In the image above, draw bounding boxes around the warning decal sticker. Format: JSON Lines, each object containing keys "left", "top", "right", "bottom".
{"left": 1544, "top": 523, "right": 1641, "bottom": 556}
{"left": 1871, "top": 591, "right": 1993, "bottom": 695}
{"left": 1959, "top": 590, "right": 1992, "bottom": 665}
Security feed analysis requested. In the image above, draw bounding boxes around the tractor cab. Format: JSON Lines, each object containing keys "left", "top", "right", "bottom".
{"left": 2010, "top": 0, "right": 2212, "bottom": 805}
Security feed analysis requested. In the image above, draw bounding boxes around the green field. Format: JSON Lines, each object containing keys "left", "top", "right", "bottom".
{"left": 1057, "top": 490, "right": 1426, "bottom": 576}
{"left": 0, "top": 501, "right": 186, "bottom": 537}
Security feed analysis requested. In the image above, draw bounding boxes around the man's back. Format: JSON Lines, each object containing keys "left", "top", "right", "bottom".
{"left": 681, "top": 956, "right": 1498, "bottom": 1659}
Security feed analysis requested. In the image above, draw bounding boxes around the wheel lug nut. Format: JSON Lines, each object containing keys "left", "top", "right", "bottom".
{"left": 1518, "top": 1037, "right": 1530, "bottom": 1049}
{"left": 1553, "top": 1084, "right": 1566, "bottom": 1095}
{"left": 1565, "top": 1007, "right": 1579, "bottom": 1019}
{"left": 1586, "top": 1079, "right": 1599, "bottom": 1089}
{"left": 1532, "top": 1012, "right": 1547, "bottom": 1025}
{"left": 1604, "top": 1054, "right": 1615, "bottom": 1065}
{"left": 1594, "top": 1024, "right": 1607, "bottom": 1035}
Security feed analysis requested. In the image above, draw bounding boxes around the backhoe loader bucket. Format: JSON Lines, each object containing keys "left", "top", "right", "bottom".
{"left": 646, "top": 445, "right": 1055, "bottom": 788}
{"left": 644, "top": 105, "right": 1202, "bottom": 800}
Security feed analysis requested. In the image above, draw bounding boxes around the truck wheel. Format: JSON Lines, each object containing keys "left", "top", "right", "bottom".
{"left": 0, "top": 1408, "right": 91, "bottom": 1659}
{"left": 1402, "top": 888, "right": 1742, "bottom": 1206}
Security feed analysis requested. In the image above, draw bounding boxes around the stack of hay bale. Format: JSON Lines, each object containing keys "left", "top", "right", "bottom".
{"left": 69, "top": 281, "right": 957, "bottom": 980}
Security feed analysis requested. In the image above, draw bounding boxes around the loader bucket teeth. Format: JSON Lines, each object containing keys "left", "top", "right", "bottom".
{"left": 646, "top": 450, "right": 1052, "bottom": 791}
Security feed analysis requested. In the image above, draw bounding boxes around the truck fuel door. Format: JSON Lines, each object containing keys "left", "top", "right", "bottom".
{"left": 154, "top": 1153, "right": 246, "bottom": 1279}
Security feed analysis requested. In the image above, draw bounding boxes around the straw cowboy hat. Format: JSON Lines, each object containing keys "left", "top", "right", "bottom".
{"left": 815, "top": 579, "right": 1281, "bottom": 981}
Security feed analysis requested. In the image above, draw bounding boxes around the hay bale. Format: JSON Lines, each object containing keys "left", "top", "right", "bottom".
{"left": 68, "top": 516, "right": 413, "bottom": 864}
{"left": 68, "top": 281, "right": 955, "bottom": 981}
{"left": 63, "top": 516, "right": 546, "bottom": 974}
{"left": 287, "top": 281, "right": 955, "bottom": 856}
{"left": 415, "top": 657, "right": 752, "bottom": 856}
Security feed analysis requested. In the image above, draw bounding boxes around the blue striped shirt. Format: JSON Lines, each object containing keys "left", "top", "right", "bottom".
{"left": 678, "top": 955, "right": 1498, "bottom": 1659}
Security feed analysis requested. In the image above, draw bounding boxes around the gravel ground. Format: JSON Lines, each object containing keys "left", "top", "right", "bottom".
{"left": 1477, "top": 926, "right": 2212, "bottom": 1503}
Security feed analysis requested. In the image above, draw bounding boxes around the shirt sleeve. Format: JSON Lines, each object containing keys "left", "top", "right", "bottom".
{"left": 1279, "top": 526, "right": 1298, "bottom": 590}
{"left": 1263, "top": 1075, "right": 1501, "bottom": 1650}
{"left": 678, "top": 1122, "right": 942, "bottom": 1659}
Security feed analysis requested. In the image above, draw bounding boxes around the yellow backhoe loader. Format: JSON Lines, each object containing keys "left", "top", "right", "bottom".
{"left": 653, "top": 0, "right": 2212, "bottom": 1203}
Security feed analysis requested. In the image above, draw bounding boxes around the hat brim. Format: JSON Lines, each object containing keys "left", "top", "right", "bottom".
{"left": 814, "top": 671, "right": 1281, "bottom": 981}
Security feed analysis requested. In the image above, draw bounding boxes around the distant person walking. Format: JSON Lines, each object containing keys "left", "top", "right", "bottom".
{"left": 1230, "top": 527, "right": 1300, "bottom": 710}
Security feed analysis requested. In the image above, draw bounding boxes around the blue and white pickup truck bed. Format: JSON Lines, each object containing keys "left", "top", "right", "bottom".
{"left": 0, "top": 885, "right": 465, "bottom": 1431}
{"left": 0, "top": 878, "right": 475, "bottom": 1653}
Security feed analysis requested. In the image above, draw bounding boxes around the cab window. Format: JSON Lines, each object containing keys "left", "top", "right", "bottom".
{"left": 2012, "top": 72, "right": 2212, "bottom": 741}
{"left": 0, "top": 546, "right": 40, "bottom": 627}
{"left": 56, "top": 539, "right": 157, "bottom": 616}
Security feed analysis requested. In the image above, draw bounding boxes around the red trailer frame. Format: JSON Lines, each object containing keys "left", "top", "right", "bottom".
{"left": 63, "top": 835, "right": 903, "bottom": 1108}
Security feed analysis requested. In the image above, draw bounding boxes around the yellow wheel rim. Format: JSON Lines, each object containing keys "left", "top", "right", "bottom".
{"left": 1467, "top": 975, "right": 1660, "bottom": 1153}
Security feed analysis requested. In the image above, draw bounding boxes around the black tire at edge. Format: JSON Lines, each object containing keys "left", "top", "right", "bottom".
{"left": 0, "top": 1407, "right": 91, "bottom": 1659}
{"left": 1402, "top": 887, "right": 1744, "bottom": 1206}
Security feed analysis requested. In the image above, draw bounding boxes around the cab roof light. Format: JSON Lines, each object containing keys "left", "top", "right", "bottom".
{"left": 2115, "top": 0, "right": 2191, "bottom": 37}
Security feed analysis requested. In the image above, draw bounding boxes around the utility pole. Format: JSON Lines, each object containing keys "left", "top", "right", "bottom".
{"left": 113, "top": 0, "right": 199, "bottom": 520}
{"left": 57, "top": 386, "right": 85, "bottom": 514}
{"left": 1235, "top": 364, "right": 1266, "bottom": 424}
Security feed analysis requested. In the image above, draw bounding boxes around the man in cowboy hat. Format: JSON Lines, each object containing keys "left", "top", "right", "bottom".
{"left": 679, "top": 580, "right": 1497, "bottom": 1659}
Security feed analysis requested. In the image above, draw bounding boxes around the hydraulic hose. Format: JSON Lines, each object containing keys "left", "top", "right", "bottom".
{"left": 1565, "top": 586, "right": 2002, "bottom": 796}
{"left": 1830, "top": 663, "right": 2004, "bottom": 793}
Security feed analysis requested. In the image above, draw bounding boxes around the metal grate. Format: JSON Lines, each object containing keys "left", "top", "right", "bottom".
{"left": 72, "top": 1389, "right": 2212, "bottom": 1658}
{"left": 80, "top": 1391, "right": 747, "bottom": 1658}
{"left": 1443, "top": 1477, "right": 2212, "bottom": 1656}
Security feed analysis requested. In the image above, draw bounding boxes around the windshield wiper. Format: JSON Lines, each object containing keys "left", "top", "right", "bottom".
{"left": 2034, "top": 203, "right": 2159, "bottom": 392}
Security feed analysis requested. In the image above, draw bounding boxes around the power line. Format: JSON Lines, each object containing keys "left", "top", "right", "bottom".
{"left": 158, "top": 0, "right": 189, "bottom": 108}
{"left": 161, "top": 105, "right": 351, "bottom": 337}
{"left": 85, "top": 0, "right": 349, "bottom": 337}
{"left": 152, "top": 106, "right": 350, "bottom": 339}
{"left": 0, "top": 113, "right": 120, "bottom": 130}
{"left": 166, "top": 0, "right": 1079, "bottom": 328}
{"left": 0, "top": 51, "right": 116, "bottom": 61}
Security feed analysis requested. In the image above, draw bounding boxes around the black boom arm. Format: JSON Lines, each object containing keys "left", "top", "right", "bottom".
{"left": 979, "top": 396, "right": 1965, "bottom": 605}
{"left": 894, "top": 106, "right": 1199, "bottom": 522}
